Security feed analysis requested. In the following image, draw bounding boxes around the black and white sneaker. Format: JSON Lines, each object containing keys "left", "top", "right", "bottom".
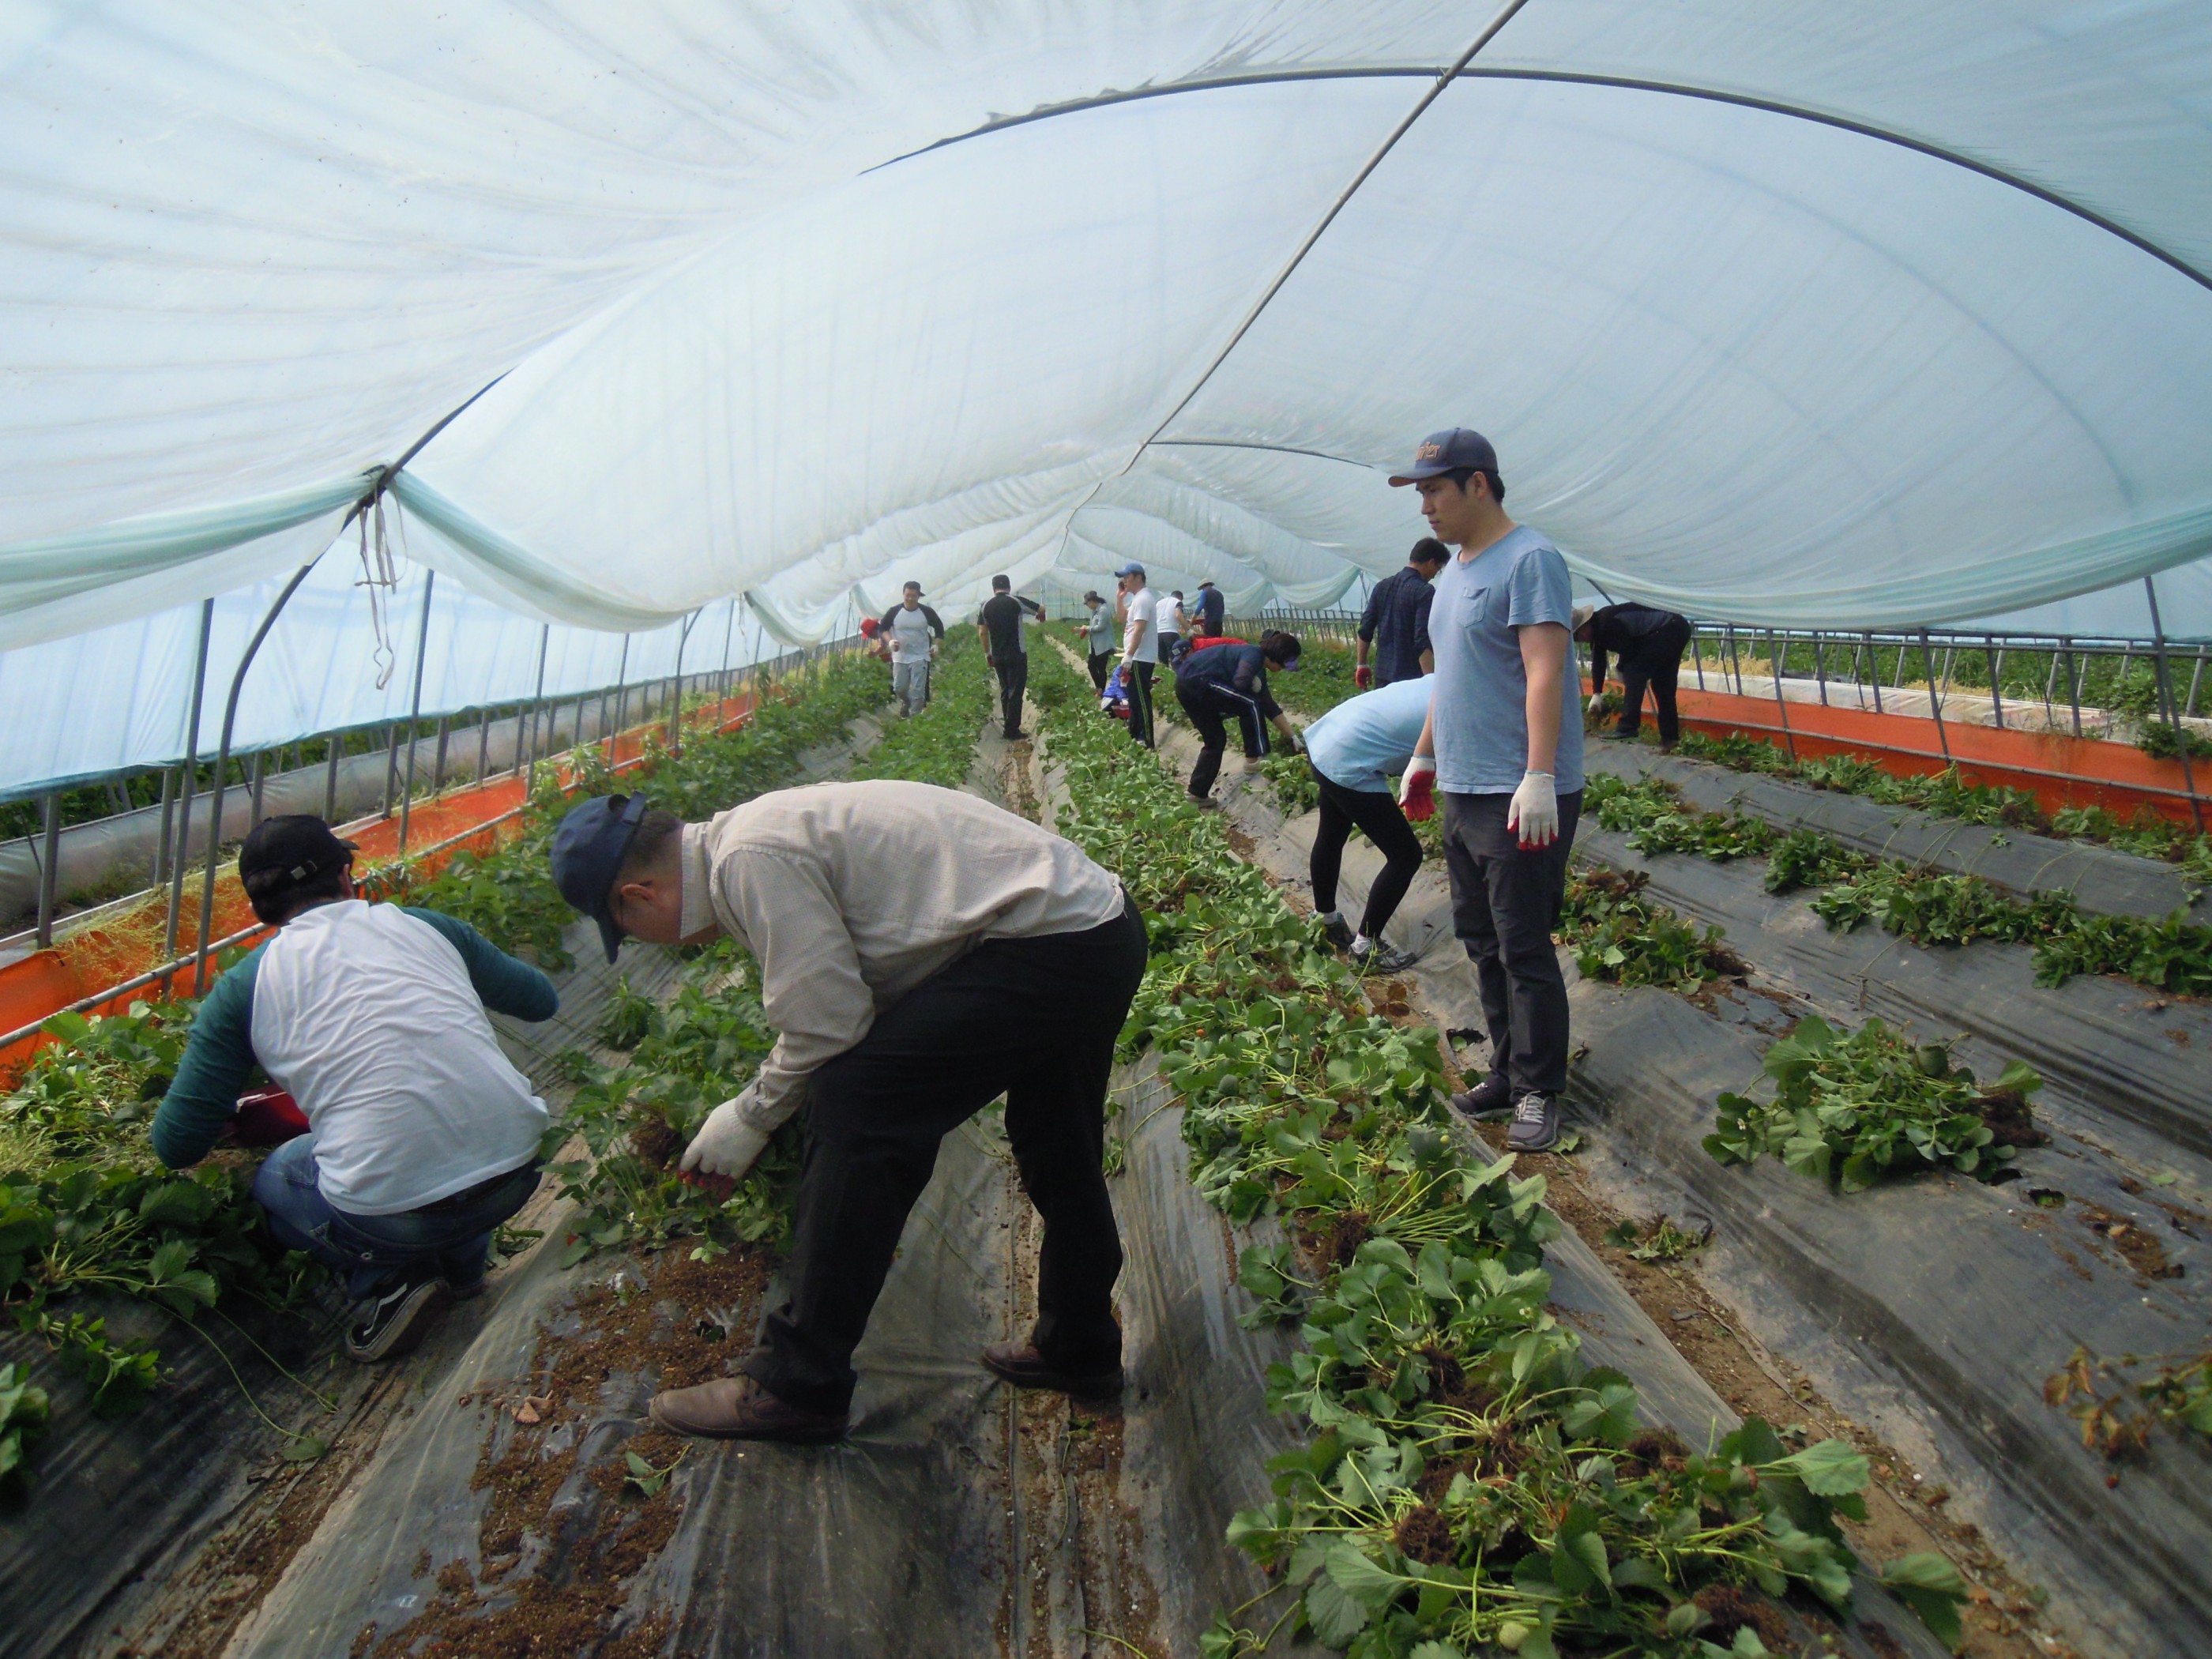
{"left": 1506, "top": 1093, "right": 1563, "bottom": 1153}
{"left": 1450, "top": 1071, "right": 1512, "bottom": 1121}
{"left": 344, "top": 1273, "right": 451, "bottom": 1363}
{"left": 1352, "top": 940, "right": 1421, "bottom": 975}
{"left": 1317, "top": 913, "right": 1355, "bottom": 952}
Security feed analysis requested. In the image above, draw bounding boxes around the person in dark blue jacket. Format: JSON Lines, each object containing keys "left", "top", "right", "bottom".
{"left": 1173, "top": 630, "right": 1303, "bottom": 802}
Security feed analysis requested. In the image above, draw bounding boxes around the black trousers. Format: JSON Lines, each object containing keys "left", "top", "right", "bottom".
{"left": 1088, "top": 650, "right": 1112, "bottom": 694}
{"left": 1125, "top": 660, "right": 1155, "bottom": 747}
{"left": 1439, "top": 790, "right": 1582, "bottom": 1097}
{"left": 746, "top": 897, "right": 1149, "bottom": 1416}
{"left": 1176, "top": 677, "right": 1268, "bottom": 798}
{"left": 1616, "top": 619, "right": 1694, "bottom": 744}
{"left": 1310, "top": 766, "right": 1424, "bottom": 940}
{"left": 992, "top": 651, "right": 1029, "bottom": 736}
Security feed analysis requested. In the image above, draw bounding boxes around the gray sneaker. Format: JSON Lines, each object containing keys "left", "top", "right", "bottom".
{"left": 1450, "top": 1071, "right": 1512, "bottom": 1121}
{"left": 1506, "top": 1093, "right": 1562, "bottom": 1153}
{"left": 1352, "top": 940, "right": 1421, "bottom": 975}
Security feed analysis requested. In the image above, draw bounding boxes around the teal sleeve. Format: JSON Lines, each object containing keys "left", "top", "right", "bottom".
{"left": 402, "top": 907, "right": 560, "bottom": 1021}
{"left": 151, "top": 946, "right": 265, "bottom": 1168}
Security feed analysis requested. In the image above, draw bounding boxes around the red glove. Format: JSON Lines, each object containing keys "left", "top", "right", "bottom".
{"left": 1398, "top": 756, "right": 1437, "bottom": 822}
{"left": 1353, "top": 665, "right": 1373, "bottom": 690}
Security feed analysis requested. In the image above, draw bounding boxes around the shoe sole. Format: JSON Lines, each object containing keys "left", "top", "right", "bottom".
{"left": 646, "top": 1395, "right": 848, "bottom": 1443}
{"left": 344, "top": 1281, "right": 450, "bottom": 1363}
{"left": 1453, "top": 1099, "right": 1513, "bottom": 1123}
{"left": 980, "top": 1354, "right": 1124, "bottom": 1400}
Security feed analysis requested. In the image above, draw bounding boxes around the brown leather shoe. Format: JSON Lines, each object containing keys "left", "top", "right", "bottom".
{"left": 647, "top": 1376, "right": 848, "bottom": 1443}
{"left": 980, "top": 1341, "right": 1123, "bottom": 1400}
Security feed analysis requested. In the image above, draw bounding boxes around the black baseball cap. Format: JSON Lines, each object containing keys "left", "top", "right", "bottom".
{"left": 551, "top": 793, "right": 650, "bottom": 963}
{"left": 239, "top": 815, "right": 357, "bottom": 907}
{"left": 1389, "top": 428, "right": 1499, "bottom": 487}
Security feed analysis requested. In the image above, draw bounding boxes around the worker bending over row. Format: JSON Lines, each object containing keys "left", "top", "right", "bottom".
{"left": 1175, "top": 630, "right": 1303, "bottom": 803}
{"left": 551, "top": 781, "right": 1144, "bottom": 1443}
{"left": 1300, "top": 677, "right": 1431, "bottom": 975}
{"left": 153, "top": 816, "right": 558, "bottom": 1361}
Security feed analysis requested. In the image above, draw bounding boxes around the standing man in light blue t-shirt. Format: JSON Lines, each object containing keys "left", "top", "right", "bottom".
{"left": 1390, "top": 429, "right": 1582, "bottom": 1151}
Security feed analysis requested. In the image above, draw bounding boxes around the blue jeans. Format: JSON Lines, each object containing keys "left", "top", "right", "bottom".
{"left": 252, "top": 1134, "right": 541, "bottom": 1300}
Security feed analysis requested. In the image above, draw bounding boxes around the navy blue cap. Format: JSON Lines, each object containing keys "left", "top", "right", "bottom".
{"left": 551, "top": 793, "right": 649, "bottom": 964}
{"left": 1389, "top": 428, "right": 1499, "bottom": 487}
{"left": 1113, "top": 562, "right": 1146, "bottom": 577}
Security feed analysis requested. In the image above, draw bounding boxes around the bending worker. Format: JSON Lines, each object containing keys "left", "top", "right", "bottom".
{"left": 1302, "top": 676, "right": 1432, "bottom": 975}
{"left": 550, "top": 781, "right": 1146, "bottom": 1444}
{"left": 1575, "top": 600, "right": 1695, "bottom": 750}
{"left": 1174, "top": 629, "right": 1303, "bottom": 803}
{"left": 152, "top": 815, "right": 557, "bottom": 1363}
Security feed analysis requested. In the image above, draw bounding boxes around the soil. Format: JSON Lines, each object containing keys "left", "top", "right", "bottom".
{"left": 1695, "top": 1583, "right": 1791, "bottom": 1650}
{"left": 356, "top": 1243, "right": 773, "bottom": 1659}
{"left": 2076, "top": 1204, "right": 2184, "bottom": 1280}
{"left": 1975, "top": 1088, "right": 2048, "bottom": 1151}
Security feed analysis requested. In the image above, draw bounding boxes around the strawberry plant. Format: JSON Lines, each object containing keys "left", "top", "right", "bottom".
{"left": 851, "top": 638, "right": 993, "bottom": 786}
{"left": 1705, "top": 1018, "right": 2044, "bottom": 1192}
{"left": 1560, "top": 869, "right": 1743, "bottom": 991}
{"left": 0, "top": 1361, "right": 47, "bottom": 1491}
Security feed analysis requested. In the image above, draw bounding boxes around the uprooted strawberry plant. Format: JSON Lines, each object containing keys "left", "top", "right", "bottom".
{"left": 1705, "top": 1018, "right": 2045, "bottom": 1193}
{"left": 1026, "top": 642, "right": 1969, "bottom": 1657}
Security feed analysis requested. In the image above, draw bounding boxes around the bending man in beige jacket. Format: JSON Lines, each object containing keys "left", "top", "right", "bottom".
{"left": 550, "top": 781, "right": 1146, "bottom": 1443}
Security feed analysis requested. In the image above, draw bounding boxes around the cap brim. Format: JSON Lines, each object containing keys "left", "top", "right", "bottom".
{"left": 594, "top": 912, "right": 625, "bottom": 965}
{"left": 1387, "top": 465, "right": 1449, "bottom": 487}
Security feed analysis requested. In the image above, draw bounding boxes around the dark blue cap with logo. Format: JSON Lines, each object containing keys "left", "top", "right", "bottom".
{"left": 1389, "top": 428, "right": 1499, "bottom": 487}
{"left": 551, "top": 793, "right": 650, "bottom": 964}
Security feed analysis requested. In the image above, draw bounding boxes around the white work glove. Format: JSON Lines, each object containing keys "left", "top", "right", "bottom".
{"left": 681, "top": 1086, "right": 771, "bottom": 1179}
{"left": 1398, "top": 755, "right": 1437, "bottom": 822}
{"left": 1586, "top": 693, "right": 1607, "bottom": 717}
{"left": 1507, "top": 770, "right": 1559, "bottom": 848}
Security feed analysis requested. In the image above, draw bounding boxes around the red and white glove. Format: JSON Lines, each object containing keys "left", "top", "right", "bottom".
{"left": 1353, "top": 665, "right": 1374, "bottom": 690}
{"left": 1507, "top": 770, "right": 1559, "bottom": 848}
{"left": 1398, "top": 755, "right": 1437, "bottom": 821}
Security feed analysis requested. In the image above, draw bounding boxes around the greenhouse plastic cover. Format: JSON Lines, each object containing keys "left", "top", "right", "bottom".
{"left": 4, "top": 2, "right": 2212, "bottom": 794}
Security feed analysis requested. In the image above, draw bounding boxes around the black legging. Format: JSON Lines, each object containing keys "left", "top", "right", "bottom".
{"left": 1616, "top": 618, "right": 1695, "bottom": 744}
{"left": 1310, "top": 765, "right": 1424, "bottom": 941}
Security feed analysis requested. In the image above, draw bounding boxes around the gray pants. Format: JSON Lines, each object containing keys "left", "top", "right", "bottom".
{"left": 892, "top": 660, "right": 931, "bottom": 716}
{"left": 1440, "top": 789, "right": 1582, "bottom": 1097}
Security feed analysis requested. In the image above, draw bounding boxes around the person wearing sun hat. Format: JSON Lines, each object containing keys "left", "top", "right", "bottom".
{"left": 150, "top": 814, "right": 559, "bottom": 1363}
{"left": 548, "top": 781, "right": 1145, "bottom": 1444}
{"left": 1387, "top": 428, "right": 1582, "bottom": 1153}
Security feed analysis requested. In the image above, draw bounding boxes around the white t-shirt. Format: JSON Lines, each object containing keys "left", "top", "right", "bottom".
{"left": 1160, "top": 596, "right": 1185, "bottom": 637}
{"left": 249, "top": 902, "right": 547, "bottom": 1213}
{"left": 1123, "top": 587, "right": 1161, "bottom": 664}
{"left": 889, "top": 604, "right": 935, "bottom": 664}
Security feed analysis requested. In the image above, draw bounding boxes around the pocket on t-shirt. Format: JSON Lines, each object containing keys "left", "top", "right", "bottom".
{"left": 1455, "top": 585, "right": 1495, "bottom": 628}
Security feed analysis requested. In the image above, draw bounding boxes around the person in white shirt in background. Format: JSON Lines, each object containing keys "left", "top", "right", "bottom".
{"left": 1157, "top": 589, "right": 1186, "bottom": 666}
{"left": 878, "top": 581, "right": 943, "bottom": 717}
{"left": 1113, "top": 562, "right": 1160, "bottom": 747}
{"left": 550, "top": 783, "right": 1147, "bottom": 1445}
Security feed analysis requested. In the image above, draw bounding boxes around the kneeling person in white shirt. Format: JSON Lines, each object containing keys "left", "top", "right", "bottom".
{"left": 152, "top": 816, "right": 559, "bottom": 1364}
{"left": 551, "top": 781, "right": 1146, "bottom": 1444}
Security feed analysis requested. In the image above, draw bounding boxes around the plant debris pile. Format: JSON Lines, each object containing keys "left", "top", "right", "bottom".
{"left": 1706, "top": 1018, "right": 2045, "bottom": 1193}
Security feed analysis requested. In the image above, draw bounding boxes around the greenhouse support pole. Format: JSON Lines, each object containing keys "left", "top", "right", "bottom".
{"left": 1865, "top": 633, "right": 1883, "bottom": 714}
{"left": 525, "top": 625, "right": 551, "bottom": 792}
{"left": 2187, "top": 647, "right": 2206, "bottom": 719}
{"left": 2063, "top": 641, "right": 2082, "bottom": 735}
{"left": 1764, "top": 630, "right": 1797, "bottom": 761}
{"left": 433, "top": 716, "right": 451, "bottom": 792}
{"left": 1690, "top": 629, "right": 1706, "bottom": 690}
{"left": 2143, "top": 577, "right": 2204, "bottom": 833}
{"left": 323, "top": 735, "right": 341, "bottom": 819}
{"left": 165, "top": 598, "right": 216, "bottom": 962}
{"left": 197, "top": 560, "right": 320, "bottom": 995}
{"left": 669, "top": 610, "right": 699, "bottom": 747}
{"left": 1918, "top": 630, "right": 1952, "bottom": 763}
{"left": 1985, "top": 637, "right": 2005, "bottom": 728}
{"left": 1811, "top": 633, "right": 1828, "bottom": 705}
{"left": 154, "top": 766, "right": 177, "bottom": 888}
{"left": 396, "top": 570, "right": 436, "bottom": 865}
{"left": 249, "top": 750, "right": 266, "bottom": 825}
{"left": 34, "top": 792, "right": 61, "bottom": 950}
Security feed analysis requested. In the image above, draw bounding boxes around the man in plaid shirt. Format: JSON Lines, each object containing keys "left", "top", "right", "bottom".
{"left": 1356, "top": 538, "right": 1447, "bottom": 687}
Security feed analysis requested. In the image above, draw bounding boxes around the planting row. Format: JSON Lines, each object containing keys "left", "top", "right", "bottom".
{"left": 1025, "top": 644, "right": 1963, "bottom": 1657}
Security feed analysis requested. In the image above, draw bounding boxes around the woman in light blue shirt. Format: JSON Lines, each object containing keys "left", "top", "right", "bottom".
{"left": 1299, "top": 676, "right": 1432, "bottom": 972}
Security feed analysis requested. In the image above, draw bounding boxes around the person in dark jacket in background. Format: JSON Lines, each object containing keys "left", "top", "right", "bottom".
{"left": 152, "top": 816, "right": 559, "bottom": 1364}
{"left": 1174, "top": 630, "right": 1303, "bottom": 802}
{"left": 1355, "top": 538, "right": 1447, "bottom": 688}
{"left": 1576, "top": 600, "right": 1695, "bottom": 748}
{"left": 976, "top": 574, "right": 1046, "bottom": 739}
{"left": 1193, "top": 580, "right": 1227, "bottom": 638}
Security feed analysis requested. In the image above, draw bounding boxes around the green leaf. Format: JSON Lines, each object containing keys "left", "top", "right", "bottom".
{"left": 1778, "top": 1438, "right": 1871, "bottom": 1497}
{"left": 280, "top": 1434, "right": 327, "bottom": 1462}
{"left": 1880, "top": 1552, "right": 1969, "bottom": 1650}
{"left": 1303, "top": 1572, "right": 1370, "bottom": 1646}
{"left": 1323, "top": 1539, "right": 1402, "bottom": 1614}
